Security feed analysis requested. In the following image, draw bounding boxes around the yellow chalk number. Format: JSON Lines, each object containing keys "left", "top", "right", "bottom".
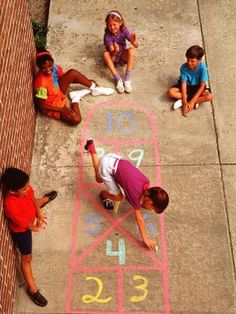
{"left": 130, "top": 275, "right": 148, "bottom": 303}
{"left": 82, "top": 276, "right": 112, "bottom": 304}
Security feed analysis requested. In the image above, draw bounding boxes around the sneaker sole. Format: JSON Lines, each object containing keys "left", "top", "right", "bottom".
{"left": 69, "top": 89, "right": 91, "bottom": 99}
{"left": 91, "top": 89, "right": 114, "bottom": 96}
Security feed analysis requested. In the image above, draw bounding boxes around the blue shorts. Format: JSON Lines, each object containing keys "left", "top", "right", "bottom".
{"left": 11, "top": 229, "right": 32, "bottom": 255}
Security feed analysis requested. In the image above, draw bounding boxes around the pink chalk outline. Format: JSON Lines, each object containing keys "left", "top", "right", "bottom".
{"left": 66, "top": 100, "right": 170, "bottom": 314}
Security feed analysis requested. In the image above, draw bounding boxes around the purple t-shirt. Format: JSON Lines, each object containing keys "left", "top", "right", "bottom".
{"left": 103, "top": 26, "right": 131, "bottom": 55}
{"left": 114, "top": 159, "right": 149, "bottom": 210}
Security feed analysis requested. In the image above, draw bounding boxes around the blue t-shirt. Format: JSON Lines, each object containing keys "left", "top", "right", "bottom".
{"left": 179, "top": 62, "right": 208, "bottom": 86}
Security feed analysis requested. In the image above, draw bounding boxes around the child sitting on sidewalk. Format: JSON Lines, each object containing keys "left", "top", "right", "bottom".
{"left": 1, "top": 167, "right": 57, "bottom": 307}
{"left": 34, "top": 48, "right": 114, "bottom": 125}
{"left": 103, "top": 10, "right": 139, "bottom": 93}
{"left": 167, "top": 45, "right": 213, "bottom": 116}
{"left": 84, "top": 140, "right": 169, "bottom": 251}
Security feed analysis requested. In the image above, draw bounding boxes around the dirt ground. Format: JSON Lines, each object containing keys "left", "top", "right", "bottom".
{"left": 28, "top": 0, "right": 50, "bottom": 26}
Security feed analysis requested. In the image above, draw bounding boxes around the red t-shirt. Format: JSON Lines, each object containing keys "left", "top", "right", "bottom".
{"left": 4, "top": 186, "right": 36, "bottom": 232}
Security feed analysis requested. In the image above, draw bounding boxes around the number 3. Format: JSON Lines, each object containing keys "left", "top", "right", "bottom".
{"left": 130, "top": 275, "right": 149, "bottom": 303}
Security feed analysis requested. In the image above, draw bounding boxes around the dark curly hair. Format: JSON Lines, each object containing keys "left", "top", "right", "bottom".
{"left": 36, "top": 47, "right": 54, "bottom": 68}
{"left": 1, "top": 167, "right": 29, "bottom": 192}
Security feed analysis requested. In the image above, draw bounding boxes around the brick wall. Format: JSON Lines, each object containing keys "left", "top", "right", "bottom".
{"left": 0, "top": 1, "right": 36, "bottom": 313}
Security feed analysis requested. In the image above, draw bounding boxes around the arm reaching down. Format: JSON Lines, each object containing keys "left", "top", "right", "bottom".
{"left": 134, "top": 209, "right": 156, "bottom": 250}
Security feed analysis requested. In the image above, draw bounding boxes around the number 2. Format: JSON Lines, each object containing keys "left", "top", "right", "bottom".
{"left": 82, "top": 276, "right": 112, "bottom": 304}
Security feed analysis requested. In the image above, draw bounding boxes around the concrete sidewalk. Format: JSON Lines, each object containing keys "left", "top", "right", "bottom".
{"left": 15, "top": 1, "right": 236, "bottom": 313}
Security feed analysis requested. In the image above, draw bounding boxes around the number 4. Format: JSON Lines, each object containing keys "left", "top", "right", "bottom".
{"left": 106, "top": 238, "right": 126, "bottom": 265}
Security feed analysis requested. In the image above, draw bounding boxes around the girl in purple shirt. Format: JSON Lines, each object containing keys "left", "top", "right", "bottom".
{"left": 103, "top": 10, "right": 139, "bottom": 94}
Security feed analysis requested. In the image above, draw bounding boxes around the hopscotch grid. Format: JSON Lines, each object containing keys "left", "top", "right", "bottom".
{"left": 117, "top": 269, "right": 123, "bottom": 313}
{"left": 70, "top": 268, "right": 165, "bottom": 314}
{"left": 72, "top": 188, "right": 165, "bottom": 270}
{"left": 68, "top": 311, "right": 164, "bottom": 314}
{"left": 75, "top": 265, "right": 164, "bottom": 271}
{"left": 93, "top": 138, "right": 154, "bottom": 144}
{"left": 66, "top": 100, "right": 170, "bottom": 314}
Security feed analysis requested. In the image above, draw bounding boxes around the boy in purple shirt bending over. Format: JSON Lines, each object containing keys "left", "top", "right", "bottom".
{"left": 84, "top": 140, "right": 169, "bottom": 251}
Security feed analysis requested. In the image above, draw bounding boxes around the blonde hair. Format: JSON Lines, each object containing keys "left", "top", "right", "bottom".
{"left": 105, "top": 10, "right": 125, "bottom": 31}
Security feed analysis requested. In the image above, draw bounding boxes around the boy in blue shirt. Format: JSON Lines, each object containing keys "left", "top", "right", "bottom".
{"left": 167, "top": 45, "right": 213, "bottom": 116}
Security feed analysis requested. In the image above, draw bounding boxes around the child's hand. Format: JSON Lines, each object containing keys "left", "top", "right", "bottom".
{"left": 144, "top": 237, "right": 157, "bottom": 250}
{"left": 130, "top": 33, "right": 139, "bottom": 48}
{"left": 113, "top": 43, "right": 120, "bottom": 54}
{"left": 131, "top": 33, "right": 137, "bottom": 42}
{"left": 182, "top": 102, "right": 190, "bottom": 117}
{"left": 30, "top": 223, "right": 44, "bottom": 232}
{"left": 188, "top": 101, "right": 194, "bottom": 111}
{"left": 37, "top": 210, "right": 46, "bottom": 221}
{"left": 37, "top": 216, "right": 47, "bottom": 228}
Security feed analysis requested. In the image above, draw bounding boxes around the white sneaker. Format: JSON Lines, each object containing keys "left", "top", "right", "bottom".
{"left": 173, "top": 99, "right": 183, "bottom": 110}
{"left": 194, "top": 103, "right": 199, "bottom": 109}
{"left": 91, "top": 86, "right": 114, "bottom": 96}
{"left": 69, "top": 89, "right": 91, "bottom": 103}
{"left": 116, "top": 79, "right": 125, "bottom": 93}
{"left": 124, "top": 80, "right": 132, "bottom": 93}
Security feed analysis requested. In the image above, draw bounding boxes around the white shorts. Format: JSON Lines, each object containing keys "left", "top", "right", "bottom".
{"left": 99, "top": 153, "right": 122, "bottom": 195}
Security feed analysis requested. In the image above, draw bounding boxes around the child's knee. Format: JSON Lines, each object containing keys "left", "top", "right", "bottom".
{"left": 128, "top": 47, "right": 134, "bottom": 56}
{"left": 103, "top": 51, "right": 110, "bottom": 60}
{"left": 71, "top": 115, "right": 82, "bottom": 126}
{"left": 167, "top": 88, "right": 174, "bottom": 98}
{"left": 207, "top": 93, "right": 213, "bottom": 101}
{"left": 204, "top": 91, "right": 213, "bottom": 101}
{"left": 66, "top": 69, "right": 77, "bottom": 79}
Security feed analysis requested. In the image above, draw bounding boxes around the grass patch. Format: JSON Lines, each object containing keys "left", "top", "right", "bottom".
{"left": 32, "top": 20, "right": 48, "bottom": 49}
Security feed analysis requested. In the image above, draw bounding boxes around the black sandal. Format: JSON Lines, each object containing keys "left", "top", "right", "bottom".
{"left": 40, "top": 191, "right": 58, "bottom": 208}
{"left": 99, "top": 192, "right": 114, "bottom": 210}
{"left": 102, "top": 199, "right": 114, "bottom": 210}
{"left": 27, "top": 289, "right": 48, "bottom": 307}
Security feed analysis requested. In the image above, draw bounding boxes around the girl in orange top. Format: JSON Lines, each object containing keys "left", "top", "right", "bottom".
{"left": 34, "top": 48, "right": 114, "bottom": 125}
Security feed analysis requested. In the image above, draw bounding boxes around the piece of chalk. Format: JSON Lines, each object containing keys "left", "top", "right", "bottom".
{"left": 155, "top": 245, "right": 158, "bottom": 252}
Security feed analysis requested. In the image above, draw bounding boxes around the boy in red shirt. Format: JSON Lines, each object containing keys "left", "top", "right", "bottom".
{"left": 1, "top": 168, "right": 57, "bottom": 307}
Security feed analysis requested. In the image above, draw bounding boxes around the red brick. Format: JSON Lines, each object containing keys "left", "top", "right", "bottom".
{"left": 0, "top": 0, "right": 36, "bottom": 312}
